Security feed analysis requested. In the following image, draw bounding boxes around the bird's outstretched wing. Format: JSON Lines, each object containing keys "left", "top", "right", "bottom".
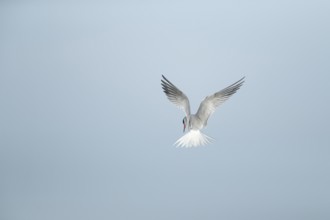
{"left": 161, "top": 75, "right": 191, "bottom": 116}
{"left": 196, "top": 77, "right": 245, "bottom": 125}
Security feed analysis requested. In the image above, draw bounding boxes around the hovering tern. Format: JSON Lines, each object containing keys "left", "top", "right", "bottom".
{"left": 161, "top": 75, "right": 245, "bottom": 147}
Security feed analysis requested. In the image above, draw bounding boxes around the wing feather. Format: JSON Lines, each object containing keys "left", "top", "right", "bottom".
{"left": 161, "top": 75, "right": 191, "bottom": 116}
{"left": 196, "top": 77, "right": 245, "bottom": 125}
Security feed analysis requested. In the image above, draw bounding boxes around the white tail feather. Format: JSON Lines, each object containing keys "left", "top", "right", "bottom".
{"left": 174, "top": 130, "right": 213, "bottom": 148}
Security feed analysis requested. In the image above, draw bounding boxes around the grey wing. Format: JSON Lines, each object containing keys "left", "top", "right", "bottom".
{"left": 161, "top": 75, "right": 191, "bottom": 116}
{"left": 196, "top": 77, "right": 245, "bottom": 125}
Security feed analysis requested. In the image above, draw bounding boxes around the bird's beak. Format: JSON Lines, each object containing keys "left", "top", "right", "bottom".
{"left": 183, "top": 123, "right": 186, "bottom": 132}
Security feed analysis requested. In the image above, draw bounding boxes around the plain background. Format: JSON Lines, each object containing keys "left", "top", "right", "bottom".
{"left": 1, "top": 1, "right": 329, "bottom": 220}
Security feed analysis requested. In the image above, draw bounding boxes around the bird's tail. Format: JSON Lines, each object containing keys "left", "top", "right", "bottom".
{"left": 174, "top": 130, "right": 213, "bottom": 148}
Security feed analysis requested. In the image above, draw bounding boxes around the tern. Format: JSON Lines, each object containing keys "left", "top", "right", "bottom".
{"left": 161, "top": 75, "right": 245, "bottom": 147}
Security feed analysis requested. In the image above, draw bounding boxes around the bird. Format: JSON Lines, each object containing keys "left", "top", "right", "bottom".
{"left": 161, "top": 75, "right": 245, "bottom": 147}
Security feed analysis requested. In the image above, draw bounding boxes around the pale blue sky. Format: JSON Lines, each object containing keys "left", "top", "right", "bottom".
{"left": 1, "top": 1, "right": 330, "bottom": 220}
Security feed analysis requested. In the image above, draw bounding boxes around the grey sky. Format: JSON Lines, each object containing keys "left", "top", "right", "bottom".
{"left": 1, "top": 1, "right": 330, "bottom": 220}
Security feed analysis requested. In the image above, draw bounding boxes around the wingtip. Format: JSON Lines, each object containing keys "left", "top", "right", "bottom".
{"left": 161, "top": 75, "right": 169, "bottom": 83}
{"left": 234, "top": 76, "right": 245, "bottom": 86}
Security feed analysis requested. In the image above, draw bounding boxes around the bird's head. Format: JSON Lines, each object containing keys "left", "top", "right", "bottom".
{"left": 182, "top": 116, "right": 187, "bottom": 132}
